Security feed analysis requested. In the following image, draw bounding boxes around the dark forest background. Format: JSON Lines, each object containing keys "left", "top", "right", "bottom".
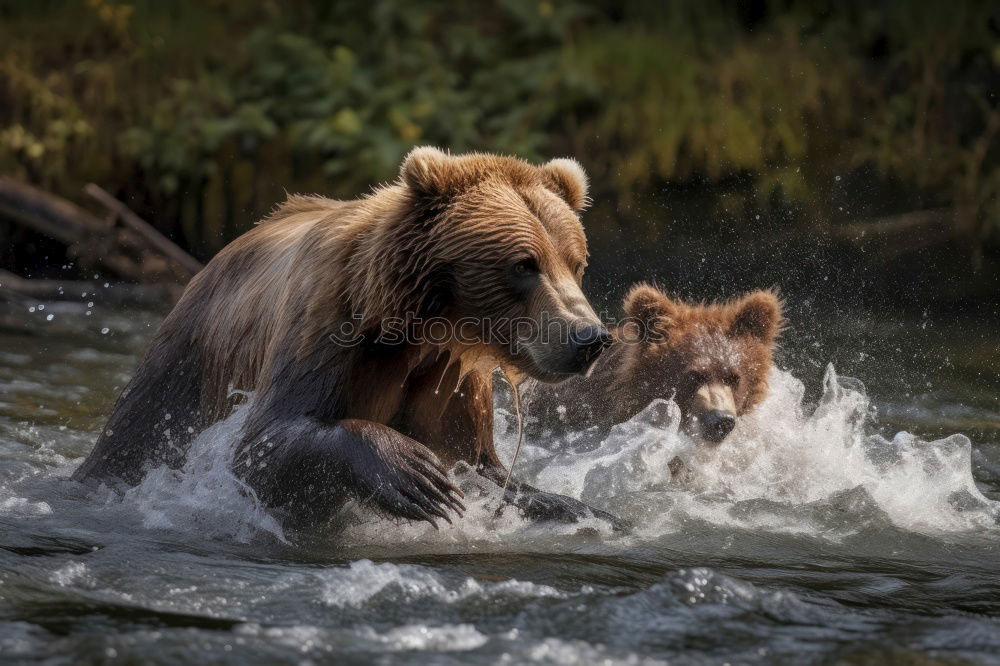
{"left": 1, "top": 0, "right": 998, "bottom": 317}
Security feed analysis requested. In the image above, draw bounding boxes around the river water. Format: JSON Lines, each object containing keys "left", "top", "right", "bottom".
{"left": 0, "top": 297, "right": 998, "bottom": 665}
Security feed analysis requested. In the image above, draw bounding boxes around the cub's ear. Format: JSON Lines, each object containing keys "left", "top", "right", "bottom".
{"left": 728, "top": 290, "right": 784, "bottom": 343}
{"left": 540, "top": 158, "right": 590, "bottom": 212}
{"left": 401, "top": 146, "right": 462, "bottom": 198}
{"left": 623, "top": 283, "right": 676, "bottom": 339}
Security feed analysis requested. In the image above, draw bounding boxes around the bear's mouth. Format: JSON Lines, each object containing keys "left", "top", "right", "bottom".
{"left": 517, "top": 343, "right": 605, "bottom": 383}
{"left": 518, "top": 361, "right": 585, "bottom": 384}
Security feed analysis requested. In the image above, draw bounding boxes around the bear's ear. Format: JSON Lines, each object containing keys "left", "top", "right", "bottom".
{"left": 400, "top": 146, "right": 463, "bottom": 198}
{"left": 540, "top": 158, "right": 590, "bottom": 212}
{"left": 623, "top": 283, "right": 676, "bottom": 339}
{"left": 728, "top": 290, "right": 784, "bottom": 343}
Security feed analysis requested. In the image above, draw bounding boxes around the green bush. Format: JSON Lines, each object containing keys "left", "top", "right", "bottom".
{"left": 0, "top": 0, "right": 996, "bottom": 258}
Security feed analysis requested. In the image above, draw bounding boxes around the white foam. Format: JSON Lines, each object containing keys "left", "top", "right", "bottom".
{"left": 528, "top": 399, "right": 689, "bottom": 504}
{"left": 503, "top": 364, "right": 997, "bottom": 536}
{"left": 0, "top": 496, "right": 52, "bottom": 516}
{"left": 376, "top": 624, "right": 488, "bottom": 651}
{"left": 88, "top": 364, "right": 996, "bottom": 544}
{"left": 673, "top": 366, "right": 995, "bottom": 532}
{"left": 318, "top": 559, "right": 564, "bottom": 608}
{"left": 50, "top": 562, "right": 89, "bottom": 587}
{"left": 516, "top": 638, "right": 666, "bottom": 666}
{"left": 233, "top": 621, "right": 487, "bottom": 654}
{"left": 111, "top": 399, "right": 286, "bottom": 544}
{"left": 332, "top": 462, "right": 621, "bottom": 549}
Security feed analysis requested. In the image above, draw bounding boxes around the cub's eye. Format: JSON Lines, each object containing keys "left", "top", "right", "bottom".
{"left": 724, "top": 372, "right": 741, "bottom": 387}
{"left": 686, "top": 371, "right": 708, "bottom": 386}
{"left": 511, "top": 257, "right": 539, "bottom": 276}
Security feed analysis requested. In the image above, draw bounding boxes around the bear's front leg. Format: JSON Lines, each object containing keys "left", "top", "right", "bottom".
{"left": 506, "top": 485, "right": 629, "bottom": 533}
{"left": 478, "top": 463, "right": 630, "bottom": 533}
{"left": 236, "top": 417, "right": 465, "bottom": 528}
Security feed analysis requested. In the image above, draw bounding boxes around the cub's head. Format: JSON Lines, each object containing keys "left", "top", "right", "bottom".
{"left": 621, "top": 284, "right": 783, "bottom": 444}
{"left": 391, "top": 146, "right": 609, "bottom": 381}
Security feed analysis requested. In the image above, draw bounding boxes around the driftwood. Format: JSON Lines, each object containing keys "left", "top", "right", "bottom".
{"left": 0, "top": 177, "right": 146, "bottom": 281}
{"left": 84, "top": 184, "right": 203, "bottom": 278}
{"left": 0, "top": 177, "right": 108, "bottom": 245}
{"left": 0, "top": 178, "right": 202, "bottom": 307}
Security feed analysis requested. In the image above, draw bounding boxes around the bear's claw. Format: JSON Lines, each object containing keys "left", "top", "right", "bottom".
{"left": 362, "top": 437, "right": 465, "bottom": 527}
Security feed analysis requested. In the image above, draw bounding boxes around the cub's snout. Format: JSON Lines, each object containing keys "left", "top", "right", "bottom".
{"left": 699, "top": 408, "right": 736, "bottom": 443}
{"left": 688, "top": 383, "right": 738, "bottom": 444}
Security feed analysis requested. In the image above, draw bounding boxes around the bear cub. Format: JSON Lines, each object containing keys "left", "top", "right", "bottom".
{"left": 522, "top": 283, "right": 783, "bottom": 447}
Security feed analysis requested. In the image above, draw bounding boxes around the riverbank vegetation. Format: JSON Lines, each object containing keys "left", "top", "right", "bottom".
{"left": 1, "top": 0, "right": 997, "bottom": 308}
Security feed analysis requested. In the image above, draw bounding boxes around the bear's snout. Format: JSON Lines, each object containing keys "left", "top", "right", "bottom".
{"left": 569, "top": 325, "right": 612, "bottom": 373}
{"left": 700, "top": 409, "right": 736, "bottom": 443}
{"left": 521, "top": 320, "right": 609, "bottom": 381}
{"left": 688, "top": 382, "right": 738, "bottom": 444}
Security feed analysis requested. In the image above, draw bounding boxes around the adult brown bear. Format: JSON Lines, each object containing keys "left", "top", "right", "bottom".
{"left": 74, "top": 147, "right": 620, "bottom": 529}
{"left": 522, "top": 284, "right": 783, "bottom": 446}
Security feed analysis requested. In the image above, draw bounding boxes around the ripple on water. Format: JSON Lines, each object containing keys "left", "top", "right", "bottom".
{"left": 1, "top": 305, "right": 999, "bottom": 664}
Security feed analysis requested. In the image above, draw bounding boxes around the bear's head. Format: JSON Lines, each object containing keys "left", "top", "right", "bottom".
{"left": 359, "top": 146, "right": 610, "bottom": 382}
{"left": 619, "top": 284, "right": 783, "bottom": 444}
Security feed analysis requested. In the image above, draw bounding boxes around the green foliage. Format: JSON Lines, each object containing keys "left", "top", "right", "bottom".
{"left": 0, "top": 0, "right": 996, "bottom": 256}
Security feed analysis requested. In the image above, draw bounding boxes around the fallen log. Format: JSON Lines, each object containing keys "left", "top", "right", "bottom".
{"left": 0, "top": 176, "right": 108, "bottom": 245}
{"left": 84, "top": 184, "right": 203, "bottom": 279}
{"left": 0, "top": 178, "right": 203, "bottom": 297}
{"left": 0, "top": 177, "right": 146, "bottom": 281}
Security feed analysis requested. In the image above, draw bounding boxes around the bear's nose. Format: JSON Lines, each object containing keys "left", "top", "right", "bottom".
{"left": 701, "top": 410, "right": 736, "bottom": 443}
{"left": 569, "top": 325, "right": 612, "bottom": 371}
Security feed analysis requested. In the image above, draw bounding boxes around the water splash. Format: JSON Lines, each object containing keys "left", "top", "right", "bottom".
{"left": 500, "top": 365, "right": 997, "bottom": 537}
{"left": 111, "top": 400, "right": 286, "bottom": 544}
{"left": 83, "top": 365, "right": 997, "bottom": 545}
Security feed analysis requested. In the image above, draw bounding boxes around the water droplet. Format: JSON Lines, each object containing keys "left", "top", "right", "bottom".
{"left": 101, "top": 327, "right": 110, "bottom": 335}
{"left": 46, "top": 314, "right": 54, "bottom": 321}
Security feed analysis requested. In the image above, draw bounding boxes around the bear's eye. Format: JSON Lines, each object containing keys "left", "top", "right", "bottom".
{"left": 724, "top": 372, "right": 741, "bottom": 387}
{"left": 511, "top": 257, "right": 539, "bottom": 276}
{"left": 508, "top": 257, "right": 541, "bottom": 299}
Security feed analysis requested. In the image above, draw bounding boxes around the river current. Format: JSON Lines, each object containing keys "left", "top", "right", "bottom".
{"left": 0, "top": 299, "right": 998, "bottom": 665}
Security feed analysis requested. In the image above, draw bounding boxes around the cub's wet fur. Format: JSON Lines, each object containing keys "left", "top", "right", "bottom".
{"left": 522, "top": 284, "right": 783, "bottom": 458}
